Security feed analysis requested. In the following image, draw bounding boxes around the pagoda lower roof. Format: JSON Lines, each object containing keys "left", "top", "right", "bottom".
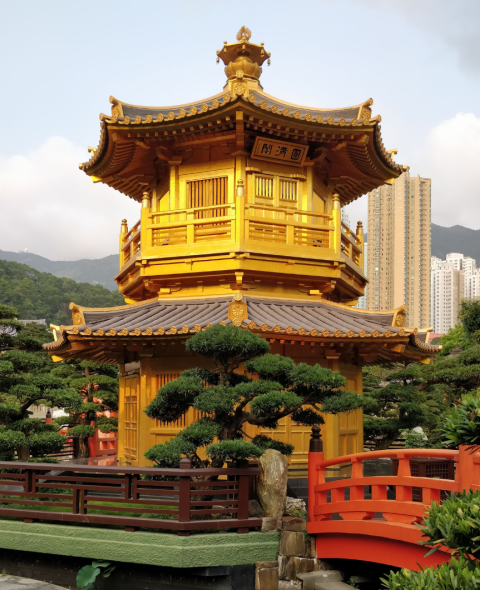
{"left": 45, "top": 295, "right": 438, "bottom": 365}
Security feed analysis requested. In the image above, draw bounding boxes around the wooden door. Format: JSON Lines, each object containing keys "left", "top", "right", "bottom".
{"left": 124, "top": 374, "right": 139, "bottom": 463}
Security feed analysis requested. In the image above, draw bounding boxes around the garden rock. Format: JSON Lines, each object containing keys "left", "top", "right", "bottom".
{"left": 257, "top": 449, "right": 288, "bottom": 517}
{"left": 285, "top": 497, "right": 306, "bottom": 516}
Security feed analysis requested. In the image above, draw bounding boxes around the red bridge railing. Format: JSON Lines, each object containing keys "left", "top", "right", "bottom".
{"left": 307, "top": 430, "right": 480, "bottom": 569}
{"left": 0, "top": 459, "right": 260, "bottom": 536}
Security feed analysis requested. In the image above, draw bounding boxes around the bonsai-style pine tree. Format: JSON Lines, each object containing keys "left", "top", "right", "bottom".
{"left": 144, "top": 324, "right": 362, "bottom": 468}
{"left": 0, "top": 304, "right": 81, "bottom": 461}
{"left": 362, "top": 364, "right": 437, "bottom": 450}
{"left": 51, "top": 360, "right": 119, "bottom": 458}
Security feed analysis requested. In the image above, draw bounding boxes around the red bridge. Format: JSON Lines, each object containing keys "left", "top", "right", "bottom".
{"left": 307, "top": 443, "right": 480, "bottom": 570}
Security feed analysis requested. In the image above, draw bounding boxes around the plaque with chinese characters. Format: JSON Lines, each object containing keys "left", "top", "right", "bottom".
{"left": 251, "top": 138, "right": 308, "bottom": 167}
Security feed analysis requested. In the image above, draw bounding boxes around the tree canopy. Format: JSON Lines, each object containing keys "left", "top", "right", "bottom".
{"left": 0, "top": 304, "right": 83, "bottom": 460}
{"left": 144, "top": 324, "right": 362, "bottom": 468}
{"left": 0, "top": 260, "right": 123, "bottom": 326}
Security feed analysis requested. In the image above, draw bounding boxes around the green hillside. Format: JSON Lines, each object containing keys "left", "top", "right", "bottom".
{"left": 0, "top": 260, "right": 124, "bottom": 326}
{"left": 431, "top": 224, "right": 480, "bottom": 262}
{"left": 0, "top": 250, "right": 118, "bottom": 291}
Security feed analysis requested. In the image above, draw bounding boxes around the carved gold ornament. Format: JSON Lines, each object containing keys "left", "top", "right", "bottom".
{"left": 157, "top": 113, "right": 164, "bottom": 122}
{"left": 399, "top": 328, "right": 406, "bottom": 336}
{"left": 322, "top": 329, "right": 330, "bottom": 337}
{"left": 145, "top": 328, "right": 153, "bottom": 335}
{"left": 109, "top": 116, "right": 118, "bottom": 124}
{"left": 206, "top": 323, "right": 213, "bottom": 328}
{"left": 232, "top": 304, "right": 244, "bottom": 318}
{"left": 119, "top": 328, "right": 129, "bottom": 336}
{"left": 305, "top": 113, "right": 312, "bottom": 122}
{"left": 178, "top": 109, "right": 186, "bottom": 118}
{"left": 236, "top": 70, "right": 244, "bottom": 79}
{"left": 260, "top": 323, "right": 268, "bottom": 331}
{"left": 351, "top": 119, "right": 358, "bottom": 126}
{"left": 310, "top": 328, "right": 318, "bottom": 336}
{"left": 132, "top": 328, "right": 141, "bottom": 336}
{"left": 169, "top": 326, "right": 178, "bottom": 334}
{"left": 248, "top": 94, "right": 256, "bottom": 103}
{"left": 285, "top": 326, "right": 293, "bottom": 334}
{"left": 327, "top": 117, "right": 335, "bottom": 125}
{"left": 181, "top": 325, "right": 189, "bottom": 333}
{"left": 359, "top": 330, "right": 366, "bottom": 338}
{"left": 222, "top": 94, "right": 230, "bottom": 104}
{"left": 71, "top": 327, "right": 79, "bottom": 335}
{"left": 260, "top": 101, "right": 267, "bottom": 109}
{"left": 83, "top": 328, "right": 92, "bottom": 336}
{"left": 111, "top": 105, "right": 122, "bottom": 117}
{"left": 157, "top": 327, "right": 165, "bottom": 335}
{"left": 395, "top": 314, "right": 405, "bottom": 327}
{"left": 273, "top": 325, "right": 281, "bottom": 333}
{"left": 384, "top": 330, "right": 392, "bottom": 337}
{"left": 248, "top": 321, "right": 257, "bottom": 330}
{"left": 316, "top": 115, "right": 323, "bottom": 123}
{"left": 123, "top": 116, "right": 131, "bottom": 125}
{"left": 167, "top": 112, "right": 175, "bottom": 120}
{"left": 201, "top": 103, "right": 209, "bottom": 112}
{"left": 298, "top": 327, "right": 306, "bottom": 335}
{"left": 193, "top": 324, "right": 201, "bottom": 332}
{"left": 219, "top": 321, "right": 227, "bottom": 326}
{"left": 282, "top": 108, "right": 289, "bottom": 116}
{"left": 73, "top": 312, "right": 83, "bottom": 325}
{"left": 233, "top": 292, "right": 243, "bottom": 302}
{"left": 271, "top": 105, "right": 278, "bottom": 114}
{"left": 236, "top": 26, "right": 251, "bottom": 42}
{"left": 107, "top": 329, "right": 117, "bottom": 336}
{"left": 371, "top": 330, "right": 379, "bottom": 337}
{"left": 293, "top": 110, "right": 301, "bottom": 119}
{"left": 347, "top": 330, "right": 354, "bottom": 338}
{"left": 339, "top": 118, "right": 346, "bottom": 126}
{"left": 134, "top": 116, "right": 141, "bottom": 124}
{"left": 189, "top": 106, "right": 198, "bottom": 116}
{"left": 95, "top": 329, "right": 104, "bottom": 336}
{"left": 334, "top": 330, "right": 342, "bottom": 337}
{"left": 145, "top": 115, "right": 152, "bottom": 123}
{"left": 362, "top": 117, "right": 370, "bottom": 125}
{"left": 212, "top": 99, "right": 219, "bottom": 109}
{"left": 233, "top": 318, "right": 242, "bottom": 326}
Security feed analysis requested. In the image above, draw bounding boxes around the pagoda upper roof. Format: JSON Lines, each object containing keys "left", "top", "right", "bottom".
{"left": 79, "top": 29, "right": 405, "bottom": 206}
{"left": 45, "top": 294, "right": 438, "bottom": 365}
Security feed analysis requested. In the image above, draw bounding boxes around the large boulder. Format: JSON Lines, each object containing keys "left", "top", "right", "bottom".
{"left": 285, "top": 496, "right": 306, "bottom": 516}
{"left": 257, "top": 448, "right": 288, "bottom": 517}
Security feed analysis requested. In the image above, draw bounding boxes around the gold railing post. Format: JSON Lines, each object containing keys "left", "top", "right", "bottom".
{"left": 119, "top": 219, "right": 128, "bottom": 270}
{"left": 140, "top": 191, "right": 151, "bottom": 255}
{"left": 236, "top": 179, "right": 245, "bottom": 244}
{"left": 356, "top": 221, "right": 364, "bottom": 271}
{"left": 331, "top": 194, "right": 341, "bottom": 254}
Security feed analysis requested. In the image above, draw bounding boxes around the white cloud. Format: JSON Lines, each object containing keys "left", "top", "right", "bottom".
{"left": 0, "top": 137, "right": 140, "bottom": 260}
{"left": 425, "top": 113, "right": 480, "bottom": 228}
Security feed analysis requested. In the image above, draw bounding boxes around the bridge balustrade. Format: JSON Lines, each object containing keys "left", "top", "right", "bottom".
{"left": 307, "top": 438, "right": 480, "bottom": 570}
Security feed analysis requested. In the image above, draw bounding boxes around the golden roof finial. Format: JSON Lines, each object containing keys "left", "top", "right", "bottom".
{"left": 236, "top": 26, "right": 251, "bottom": 42}
{"left": 216, "top": 27, "right": 270, "bottom": 89}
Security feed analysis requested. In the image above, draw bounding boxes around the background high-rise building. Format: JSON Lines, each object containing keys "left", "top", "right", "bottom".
{"left": 366, "top": 171, "right": 431, "bottom": 328}
{"left": 356, "top": 242, "right": 368, "bottom": 310}
{"left": 431, "top": 258, "right": 464, "bottom": 334}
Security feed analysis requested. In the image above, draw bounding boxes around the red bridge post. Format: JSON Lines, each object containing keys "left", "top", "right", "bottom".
{"left": 308, "top": 425, "right": 323, "bottom": 523}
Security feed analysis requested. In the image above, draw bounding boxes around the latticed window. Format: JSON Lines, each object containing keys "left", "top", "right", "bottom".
{"left": 187, "top": 177, "right": 228, "bottom": 219}
{"left": 255, "top": 175, "right": 274, "bottom": 199}
{"left": 280, "top": 179, "right": 297, "bottom": 201}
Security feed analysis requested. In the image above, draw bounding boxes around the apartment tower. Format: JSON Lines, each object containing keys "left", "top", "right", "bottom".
{"left": 366, "top": 171, "right": 431, "bottom": 328}
{"left": 431, "top": 256, "right": 465, "bottom": 333}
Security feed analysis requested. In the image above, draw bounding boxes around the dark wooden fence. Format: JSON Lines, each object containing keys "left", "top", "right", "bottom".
{"left": 0, "top": 459, "right": 261, "bottom": 535}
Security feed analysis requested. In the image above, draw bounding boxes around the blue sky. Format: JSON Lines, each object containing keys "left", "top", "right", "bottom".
{"left": 0, "top": 0, "right": 479, "bottom": 259}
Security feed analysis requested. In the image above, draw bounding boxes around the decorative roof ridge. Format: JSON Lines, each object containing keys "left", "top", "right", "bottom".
{"left": 108, "top": 91, "right": 227, "bottom": 115}
{"left": 253, "top": 90, "right": 373, "bottom": 116}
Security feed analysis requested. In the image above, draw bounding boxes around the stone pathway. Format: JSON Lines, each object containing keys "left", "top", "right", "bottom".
{"left": 0, "top": 576, "right": 67, "bottom": 589}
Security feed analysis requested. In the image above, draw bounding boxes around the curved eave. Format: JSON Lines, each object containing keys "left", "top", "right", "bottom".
{"left": 80, "top": 91, "right": 403, "bottom": 188}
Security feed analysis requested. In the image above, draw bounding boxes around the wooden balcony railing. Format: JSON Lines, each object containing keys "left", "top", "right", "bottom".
{"left": 118, "top": 202, "right": 364, "bottom": 275}
{"left": 0, "top": 459, "right": 260, "bottom": 535}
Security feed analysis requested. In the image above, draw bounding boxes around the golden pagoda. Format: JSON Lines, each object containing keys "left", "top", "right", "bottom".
{"left": 45, "top": 28, "right": 438, "bottom": 470}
